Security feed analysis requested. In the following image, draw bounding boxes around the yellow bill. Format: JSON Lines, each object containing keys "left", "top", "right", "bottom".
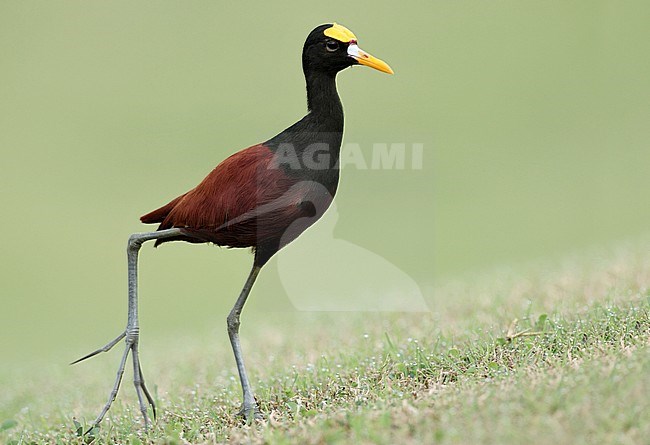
{"left": 347, "top": 44, "right": 394, "bottom": 74}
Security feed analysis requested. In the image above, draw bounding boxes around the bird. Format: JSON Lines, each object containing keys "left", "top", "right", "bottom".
{"left": 72, "top": 22, "right": 393, "bottom": 430}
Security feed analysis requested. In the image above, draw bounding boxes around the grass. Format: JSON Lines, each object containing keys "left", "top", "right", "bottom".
{"left": 1, "top": 241, "right": 649, "bottom": 444}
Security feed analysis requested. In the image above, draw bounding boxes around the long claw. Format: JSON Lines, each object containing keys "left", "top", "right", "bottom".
{"left": 139, "top": 362, "right": 157, "bottom": 420}
{"left": 82, "top": 424, "right": 101, "bottom": 437}
{"left": 88, "top": 340, "right": 132, "bottom": 428}
{"left": 70, "top": 332, "right": 126, "bottom": 365}
{"left": 74, "top": 333, "right": 157, "bottom": 432}
{"left": 131, "top": 344, "right": 153, "bottom": 429}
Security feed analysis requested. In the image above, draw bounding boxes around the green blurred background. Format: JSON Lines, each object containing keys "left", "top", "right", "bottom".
{"left": 1, "top": 1, "right": 649, "bottom": 362}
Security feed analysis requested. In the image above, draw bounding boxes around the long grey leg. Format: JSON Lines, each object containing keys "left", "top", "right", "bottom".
{"left": 227, "top": 264, "right": 262, "bottom": 421}
{"left": 72, "top": 228, "right": 184, "bottom": 431}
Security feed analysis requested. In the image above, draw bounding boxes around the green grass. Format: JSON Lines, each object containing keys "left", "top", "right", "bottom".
{"left": 1, "top": 242, "right": 649, "bottom": 444}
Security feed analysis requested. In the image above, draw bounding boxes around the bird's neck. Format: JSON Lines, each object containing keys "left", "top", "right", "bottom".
{"left": 264, "top": 69, "right": 344, "bottom": 194}
{"left": 305, "top": 71, "right": 343, "bottom": 122}
{"left": 265, "top": 69, "right": 345, "bottom": 156}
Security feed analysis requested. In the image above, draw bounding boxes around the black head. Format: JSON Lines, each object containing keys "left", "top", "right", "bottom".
{"left": 302, "top": 23, "right": 394, "bottom": 77}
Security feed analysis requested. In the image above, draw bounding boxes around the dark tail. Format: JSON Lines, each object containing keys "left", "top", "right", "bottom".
{"left": 140, "top": 194, "right": 186, "bottom": 224}
{"left": 140, "top": 193, "right": 189, "bottom": 247}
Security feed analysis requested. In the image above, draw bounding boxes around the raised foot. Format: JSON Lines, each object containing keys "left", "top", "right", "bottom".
{"left": 71, "top": 330, "right": 156, "bottom": 431}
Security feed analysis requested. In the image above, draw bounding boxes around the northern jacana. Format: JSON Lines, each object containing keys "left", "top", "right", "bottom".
{"left": 74, "top": 23, "right": 393, "bottom": 429}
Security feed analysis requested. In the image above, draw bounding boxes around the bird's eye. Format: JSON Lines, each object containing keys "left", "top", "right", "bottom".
{"left": 325, "top": 40, "right": 339, "bottom": 52}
